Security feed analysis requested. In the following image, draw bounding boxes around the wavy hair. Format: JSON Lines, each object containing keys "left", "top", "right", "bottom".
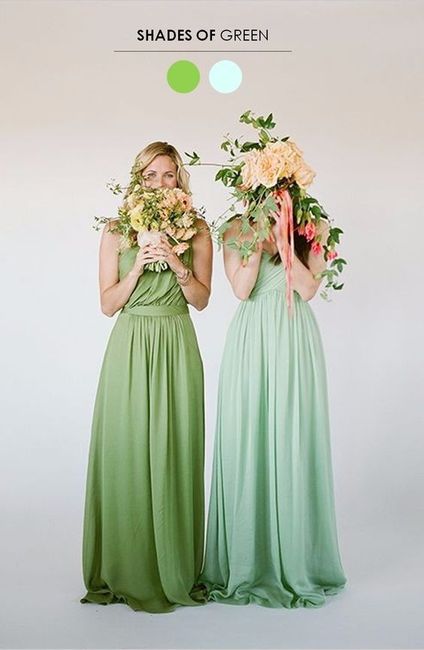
{"left": 124, "top": 141, "right": 191, "bottom": 199}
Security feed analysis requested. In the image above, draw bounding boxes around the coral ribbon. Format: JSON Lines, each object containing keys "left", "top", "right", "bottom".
{"left": 272, "top": 189, "right": 295, "bottom": 316}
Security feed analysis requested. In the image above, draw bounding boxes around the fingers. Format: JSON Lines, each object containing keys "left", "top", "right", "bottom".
{"left": 139, "top": 250, "right": 168, "bottom": 263}
{"left": 139, "top": 243, "right": 155, "bottom": 253}
{"left": 137, "top": 248, "right": 158, "bottom": 264}
{"left": 136, "top": 238, "right": 173, "bottom": 266}
{"left": 148, "top": 253, "right": 168, "bottom": 262}
{"left": 153, "top": 247, "right": 170, "bottom": 258}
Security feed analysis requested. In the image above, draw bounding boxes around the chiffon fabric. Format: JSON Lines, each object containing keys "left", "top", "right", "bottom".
{"left": 80, "top": 244, "right": 206, "bottom": 613}
{"left": 201, "top": 251, "right": 347, "bottom": 608}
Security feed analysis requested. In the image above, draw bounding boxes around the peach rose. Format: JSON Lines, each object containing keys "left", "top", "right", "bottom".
{"left": 255, "top": 150, "right": 280, "bottom": 188}
{"left": 266, "top": 140, "right": 304, "bottom": 179}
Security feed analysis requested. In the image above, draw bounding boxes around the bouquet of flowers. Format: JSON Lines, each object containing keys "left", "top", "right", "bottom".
{"left": 186, "top": 110, "right": 346, "bottom": 307}
{"left": 93, "top": 184, "right": 201, "bottom": 272}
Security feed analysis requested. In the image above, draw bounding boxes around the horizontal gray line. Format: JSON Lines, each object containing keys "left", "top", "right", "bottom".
{"left": 114, "top": 50, "right": 292, "bottom": 53}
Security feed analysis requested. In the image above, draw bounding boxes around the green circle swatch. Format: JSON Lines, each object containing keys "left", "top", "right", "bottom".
{"left": 167, "top": 60, "right": 200, "bottom": 93}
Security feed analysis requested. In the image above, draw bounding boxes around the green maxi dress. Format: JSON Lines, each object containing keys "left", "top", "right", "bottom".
{"left": 80, "top": 244, "right": 206, "bottom": 613}
{"left": 200, "top": 251, "right": 347, "bottom": 608}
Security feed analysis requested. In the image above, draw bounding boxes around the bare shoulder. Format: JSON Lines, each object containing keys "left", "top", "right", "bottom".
{"left": 194, "top": 216, "right": 211, "bottom": 239}
{"left": 223, "top": 215, "right": 243, "bottom": 241}
{"left": 101, "top": 218, "right": 121, "bottom": 236}
{"left": 100, "top": 219, "right": 121, "bottom": 246}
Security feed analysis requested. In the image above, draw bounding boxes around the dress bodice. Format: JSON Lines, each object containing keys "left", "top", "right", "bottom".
{"left": 118, "top": 242, "right": 193, "bottom": 309}
{"left": 248, "top": 251, "right": 287, "bottom": 299}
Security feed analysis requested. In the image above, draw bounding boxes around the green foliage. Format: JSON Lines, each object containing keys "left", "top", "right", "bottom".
{"left": 180, "top": 109, "right": 347, "bottom": 300}
{"left": 184, "top": 151, "right": 200, "bottom": 165}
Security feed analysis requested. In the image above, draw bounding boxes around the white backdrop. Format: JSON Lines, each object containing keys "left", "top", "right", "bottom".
{"left": 1, "top": 1, "right": 423, "bottom": 648}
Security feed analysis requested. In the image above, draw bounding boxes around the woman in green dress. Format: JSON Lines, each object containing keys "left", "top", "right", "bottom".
{"left": 80, "top": 142, "right": 212, "bottom": 613}
{"left": 201, "top": 217, "right": 347, "bottom": 608}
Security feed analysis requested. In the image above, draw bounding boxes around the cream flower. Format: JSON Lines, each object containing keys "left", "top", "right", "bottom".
{"left": 137, "top": 230, "right": 162, "bottom": 247}
{"left": 165, "top": 225, "right": 176, "bottom": 236}
{"left": 255, "top": 149, "right": 280, "bottom": 188}
{"left": 181, "top": 227, "right": 197, "bottom": 241}
{"left": 175, "top": 227, "right": 186, "bottom": 239}
{"left": 294, "top": 162, "right": 316, "bottom": 188}
{"left": 176, "top": 213, "right": 194, "bottom": 229}
{"left": 241, "top": 151, "right": 260, "bottom": 190}
{"left": 126, "top": 193, "right": 140, "bottom": 210}
{"left": 173, "top": 242, "right": 190, "bottom": 255}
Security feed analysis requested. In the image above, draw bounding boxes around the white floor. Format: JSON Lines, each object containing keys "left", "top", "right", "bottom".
{"left": 1, "top": 513, "right": 423, "bottom": 649}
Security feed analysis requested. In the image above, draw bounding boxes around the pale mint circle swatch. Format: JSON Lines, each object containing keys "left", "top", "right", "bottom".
{"left": 167, "top": 60, "right": 200, "bottom": 93}
{"left": 209, "top": 60, "right": 242, "bottom": 93}
{"left": 167, "top": 59, "right": 243, "bottom": 93}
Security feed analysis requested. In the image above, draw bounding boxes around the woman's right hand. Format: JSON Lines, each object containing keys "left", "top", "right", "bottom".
{"left": 130, "top": 244, "right": 157, "bottom": 277}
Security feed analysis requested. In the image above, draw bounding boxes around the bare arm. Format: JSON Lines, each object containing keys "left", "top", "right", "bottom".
{"left": 223, "top": 219, "right": 263, "bottom": 301}
{"left": 223, "top": 217, "right": 330, "bottom": 302}
{"left": 153, "top": 218, "right": 213, "bottom": 311}
{"left": 99, "top": 221, "right": 158, "bottom": 317}
{"left": 292, "top": 221, "right": 329, "bottom": 301}
{"left": 180, "top": 218, "right": 212, "bottom": 310}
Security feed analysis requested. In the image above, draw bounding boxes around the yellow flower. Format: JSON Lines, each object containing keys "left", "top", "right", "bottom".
{"left": 129, "top": 208, "right": 145, "bottom": 231}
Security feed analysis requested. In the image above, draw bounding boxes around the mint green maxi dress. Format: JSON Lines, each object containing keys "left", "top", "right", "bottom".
{"left": 200, "top": 251, "right": 347, "bottom": 608}
{"left": 80, "top": 244, "right": 206, "bottom": 613}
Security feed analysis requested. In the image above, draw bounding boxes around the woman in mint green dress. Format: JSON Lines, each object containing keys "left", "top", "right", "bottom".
{"left": 201, "top": 217, "right": 347, "bottom": 608}
{"left": 80, "top": 142, "right": 212, "bottom": 613}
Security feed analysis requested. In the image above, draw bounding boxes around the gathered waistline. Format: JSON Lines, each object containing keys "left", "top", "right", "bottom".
{"left": 121, "top": 304, "right": 189, "bottom": 317}
{"left": 248, "top": 287, "right": 287, "bottom": 299}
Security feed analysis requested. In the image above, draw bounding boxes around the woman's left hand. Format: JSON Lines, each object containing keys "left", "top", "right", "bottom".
{"left": 149, "top": 234, "right": 186, "bottom": 275}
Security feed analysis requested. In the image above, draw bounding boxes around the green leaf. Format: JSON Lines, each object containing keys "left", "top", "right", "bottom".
{"left": 241, "top": 219, "right": 251, "bottom": 234}
{"left": 240, "top": 141, "right": 261, "bottom": 152}
{"left": 219, "top": 220, "right": 233, "bottom": 231}
{"left": 184, "top": 151, "right": 200, "bottom": 165}
{"left": 239, "top": 110, "right": 253, "bottom": 124}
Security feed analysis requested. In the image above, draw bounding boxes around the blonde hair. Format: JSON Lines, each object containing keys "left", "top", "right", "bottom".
{"left": 124, "top": 141, "right": 191, "bottom": 199}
